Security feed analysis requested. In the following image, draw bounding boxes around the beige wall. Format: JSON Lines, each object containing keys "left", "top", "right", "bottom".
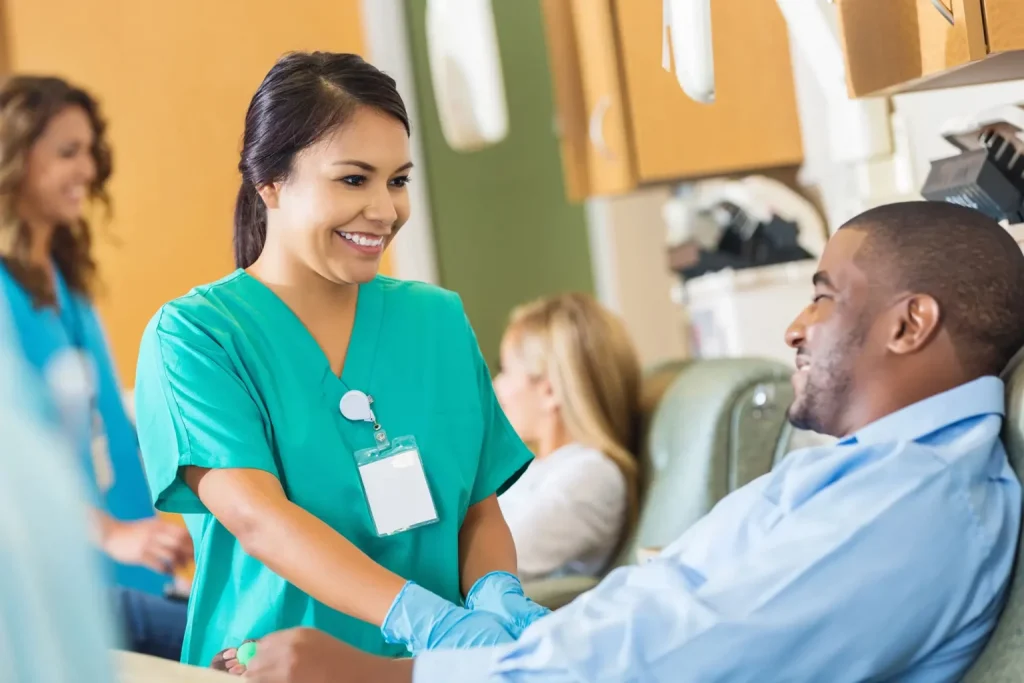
{"left": 3, "top": 0, "right": 370, "bottom": 384}
{"left": 587, "top": 187, "right": 690, "bottom": 367}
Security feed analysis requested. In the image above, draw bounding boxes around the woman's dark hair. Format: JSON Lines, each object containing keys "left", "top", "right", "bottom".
{"left": 0, "top": 76, "right": 111, "bottom": 305}
{"left": 234, "top": 52, "right": 410, "bottom": 269}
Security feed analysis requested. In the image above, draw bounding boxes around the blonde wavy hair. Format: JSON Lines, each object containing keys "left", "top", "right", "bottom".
{"left": 505, "top": 292, "right": 643, "bottom": 531}
{"left": 0, "top": 75, "right": 111, "bottom": 306}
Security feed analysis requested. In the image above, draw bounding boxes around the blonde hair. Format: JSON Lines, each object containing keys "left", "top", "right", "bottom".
{"left": 505, "top": 292, "right": 643, "bottom": 532}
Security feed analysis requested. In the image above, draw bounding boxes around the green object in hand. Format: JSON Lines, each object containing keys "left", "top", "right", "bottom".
{"left": 236, "top": 641, "right": 257, "bottom": 667}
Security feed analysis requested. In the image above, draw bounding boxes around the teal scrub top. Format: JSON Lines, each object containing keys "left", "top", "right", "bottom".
{"left": 0, "top": 263, "right": 167, "bottom": 596}
{"left": 134, "top": 271, "right": 533, "bottom": 666}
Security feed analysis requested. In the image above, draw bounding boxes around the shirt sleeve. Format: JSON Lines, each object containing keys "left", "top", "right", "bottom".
{"left": 134, "top": 307, "right": 280, "bottom": 514}
{"left": 414, "top": 648, "right": 504, "bottom": 683}
{"left": 501, "top": 452, "right": 626, "bottom": 580}
{"left": 459, "top": 304, "right": 533, "bottom": 507}
{"left": 433, "top": 443, "right": 990, "bottom": 682}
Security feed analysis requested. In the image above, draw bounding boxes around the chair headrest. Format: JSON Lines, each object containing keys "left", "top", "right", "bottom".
{"left": 962, "top": 357, "right": 1024, "bottom": 680}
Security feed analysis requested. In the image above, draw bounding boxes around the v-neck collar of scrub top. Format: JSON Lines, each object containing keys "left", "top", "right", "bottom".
{"left": 233, "top": 269, "right": 385, "bottom": 398}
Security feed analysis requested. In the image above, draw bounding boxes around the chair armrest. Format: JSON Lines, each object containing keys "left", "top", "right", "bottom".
{"left": 523, "top": 575, "right": 601, "bottom": 610}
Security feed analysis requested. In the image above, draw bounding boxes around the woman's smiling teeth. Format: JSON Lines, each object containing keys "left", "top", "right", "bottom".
{"left": 336, "top": 231, "right": 385, "bottom": 247}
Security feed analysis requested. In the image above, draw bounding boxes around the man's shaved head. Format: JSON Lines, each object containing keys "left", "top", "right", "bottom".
{"left": 843, "top": 202, "right": 1024, "bottom": 376}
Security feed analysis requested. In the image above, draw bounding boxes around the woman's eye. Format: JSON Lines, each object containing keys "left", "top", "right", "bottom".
{"left": 338, "top": 175, "right": 366, "bottom": 187}
{"left": 390, "top": 176, "right": 411, "bottom": 189}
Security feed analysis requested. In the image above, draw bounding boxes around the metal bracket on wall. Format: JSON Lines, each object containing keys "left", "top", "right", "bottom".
{"left": 931, "top": 0, "right": 955, "bottom": 25}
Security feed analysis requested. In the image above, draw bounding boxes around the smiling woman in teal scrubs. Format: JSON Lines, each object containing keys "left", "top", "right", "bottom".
{"left": 133, "top": 52, "right": 546, "bottom": 668}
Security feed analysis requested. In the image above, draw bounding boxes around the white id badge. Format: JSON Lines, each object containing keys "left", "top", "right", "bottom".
{"left": 355, "top": 436, "right": 439, "bottom": 537}
{"left": 89, "top": 407, "right": 115, "bottom": 494}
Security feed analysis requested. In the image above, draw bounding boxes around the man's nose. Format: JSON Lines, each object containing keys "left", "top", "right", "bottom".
{"left": 785, "top": 309, "right": 808, "bottom": 350}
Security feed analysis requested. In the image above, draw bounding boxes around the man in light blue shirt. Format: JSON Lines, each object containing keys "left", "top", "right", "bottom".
{"left": 237, "top": 201, "right": 1024, "bottom": 682}
{"left": 0, "top": 299, "right": 117, "bottom": 683}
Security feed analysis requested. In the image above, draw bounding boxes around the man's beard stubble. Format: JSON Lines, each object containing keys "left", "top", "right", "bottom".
{"left": 787, "top": 332, "right": 864, "bottom": 437}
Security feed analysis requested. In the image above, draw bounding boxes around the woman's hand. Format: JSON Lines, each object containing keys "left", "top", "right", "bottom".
{"left": 97, "top": 514, "right": 193, "bottom": 574}
{"left": 382, "top": 581, "right": 515, "bottom": 654}
{"left": 465, "top": 571, "right": 551, "bottom": 638}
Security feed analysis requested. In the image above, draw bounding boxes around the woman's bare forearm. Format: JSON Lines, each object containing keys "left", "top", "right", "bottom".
{"left": 188, "top": 467, "right": 406, "bottom": 626}
{"left": 242, "top": 496, "right": 407, "bottom": 624}
{"left": 458, "top": 495, "right": 519, "bottom": 595}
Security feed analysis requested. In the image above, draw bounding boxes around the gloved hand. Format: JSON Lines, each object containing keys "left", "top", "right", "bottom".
{"left": 381, "top": 581, "right": 515, "bottom": 655}
{"left": 464, "top": 571, "right": 551, "bottom": 638}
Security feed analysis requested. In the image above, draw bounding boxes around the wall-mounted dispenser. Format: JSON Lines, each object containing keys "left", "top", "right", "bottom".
{"left": 662, "top": 0, "right": 715, "bottom": 104}
{"left": 425, "top": 0, "right": 509, "bottom": 152}
{"left": 922, "top": 104, "right": 1024, "bottom": 224}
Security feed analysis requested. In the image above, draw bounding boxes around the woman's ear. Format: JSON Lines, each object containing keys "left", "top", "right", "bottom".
{"left": 257, "top": 183, "right": 280, "bottom": 210}
{"left": 538, "top": 377, "right": 560, "bottom": 414}
{"left": 887, "top": 294, "right": 942, "bottom": 356}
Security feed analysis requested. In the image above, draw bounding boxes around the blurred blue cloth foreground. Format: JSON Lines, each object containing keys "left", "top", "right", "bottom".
{"left": 1, "top": 264, "right": 167, "bottom": 596}
{"left": 0, "top": 301, "right": 116, "bottom": 683}
{"left": 414, "top": 378, "right": 1019, "bottom": 682}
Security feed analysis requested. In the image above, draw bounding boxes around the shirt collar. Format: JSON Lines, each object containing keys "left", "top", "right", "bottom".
{"left": 840, "top": 376, "right": 1005, "bottom": 446}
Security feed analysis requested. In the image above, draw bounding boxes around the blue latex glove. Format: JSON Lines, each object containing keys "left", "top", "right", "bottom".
{"left": 464, "top": 571, "right": 551, "bottom": 638}
{"left": 381, "top": 581, "right": 515, "bottom": 655}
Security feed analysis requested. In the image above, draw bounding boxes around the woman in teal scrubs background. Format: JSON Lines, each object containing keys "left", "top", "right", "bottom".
{"left": 134, "top": 52, "right": 547, "bottom": 668}
{"left": 0, "top": 75, "right": 193, "bottom": 659}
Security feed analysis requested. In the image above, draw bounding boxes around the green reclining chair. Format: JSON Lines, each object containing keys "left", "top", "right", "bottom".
{"left": 525, "top": 357, "right": 795, "bottom": 609}
{"left": 964, "top": 358, "right": 1024, "bottom": 682}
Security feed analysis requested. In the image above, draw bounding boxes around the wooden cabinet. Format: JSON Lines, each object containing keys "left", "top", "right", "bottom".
{"left": 540, "top": 0, "right": 804, "bottom": 201}
{"left": 837, "top": 0, "right": 1024, "bottom": 97}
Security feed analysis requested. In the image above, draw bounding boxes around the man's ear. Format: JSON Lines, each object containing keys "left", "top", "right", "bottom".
{"left": 886, "top": 294, "right": 941, "bottom": 355}
{"left": 257, "top": 183, "right": 280, "bottom": 210}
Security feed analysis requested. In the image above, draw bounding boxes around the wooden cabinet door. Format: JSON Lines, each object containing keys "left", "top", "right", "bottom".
{"left": 612, "top": 0, "right": 804, "bottom": 183}
{"left": 540, "top": 0, "right": 636, "bottom": 201}
{"left": 985, "top": 0, "right": 1024, "bottom": 53}
{"left": 837, "top": 0, "right": 989, "bottom": 96}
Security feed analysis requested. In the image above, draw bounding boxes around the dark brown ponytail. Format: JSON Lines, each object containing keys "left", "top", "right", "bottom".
{"left": 233, "top": 182, "right": 266, "bottom": 269}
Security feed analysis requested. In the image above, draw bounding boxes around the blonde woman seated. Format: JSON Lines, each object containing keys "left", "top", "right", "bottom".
{"left": 494, "top": 293, "right": 642, "bottom": 581}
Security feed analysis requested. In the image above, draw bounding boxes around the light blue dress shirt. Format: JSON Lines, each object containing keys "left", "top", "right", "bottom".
{"left": 0, "top": 300, "right": 117, "bottom": 683}
{"left": 415, "top": 377, "right": 1020, "bottom": 682}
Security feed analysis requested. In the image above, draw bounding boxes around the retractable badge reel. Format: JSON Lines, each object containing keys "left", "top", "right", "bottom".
{"left": 340, "top": 390, "right": 438, "bottom": 537}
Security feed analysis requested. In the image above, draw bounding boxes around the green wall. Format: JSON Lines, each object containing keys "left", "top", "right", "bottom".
{"left": 404, "top": 0, "right": 594, "bottom": 368}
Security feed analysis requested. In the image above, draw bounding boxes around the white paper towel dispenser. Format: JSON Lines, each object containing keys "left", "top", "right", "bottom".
{"left": 663, "top": 0, "right": 715, "bottom": 104}
{"left": 426, "top": 0, "right": 510, "bottom": 152}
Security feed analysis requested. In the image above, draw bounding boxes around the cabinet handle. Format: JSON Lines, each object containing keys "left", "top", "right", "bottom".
{"left": 588, "top": 95, "right": 614, "bottom": 161}
{"left": 931, "top": 0, "right": 955, "bottom": 25}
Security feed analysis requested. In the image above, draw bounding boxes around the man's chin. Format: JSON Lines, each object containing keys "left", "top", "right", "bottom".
{"left": 787, "top": 405, "right": 815, "bottom": 433}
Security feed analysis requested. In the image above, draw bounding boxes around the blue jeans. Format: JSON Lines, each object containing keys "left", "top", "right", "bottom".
{"left": 112, "top": 587, "right": 188, "bottom": 661}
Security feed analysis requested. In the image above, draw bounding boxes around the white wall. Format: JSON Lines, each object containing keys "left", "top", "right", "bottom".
{"left": 360, "top": 0, "right": 440, "bottom": 284}
{"left": 587, "top": 190, "right": 691, "bottom": 366}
